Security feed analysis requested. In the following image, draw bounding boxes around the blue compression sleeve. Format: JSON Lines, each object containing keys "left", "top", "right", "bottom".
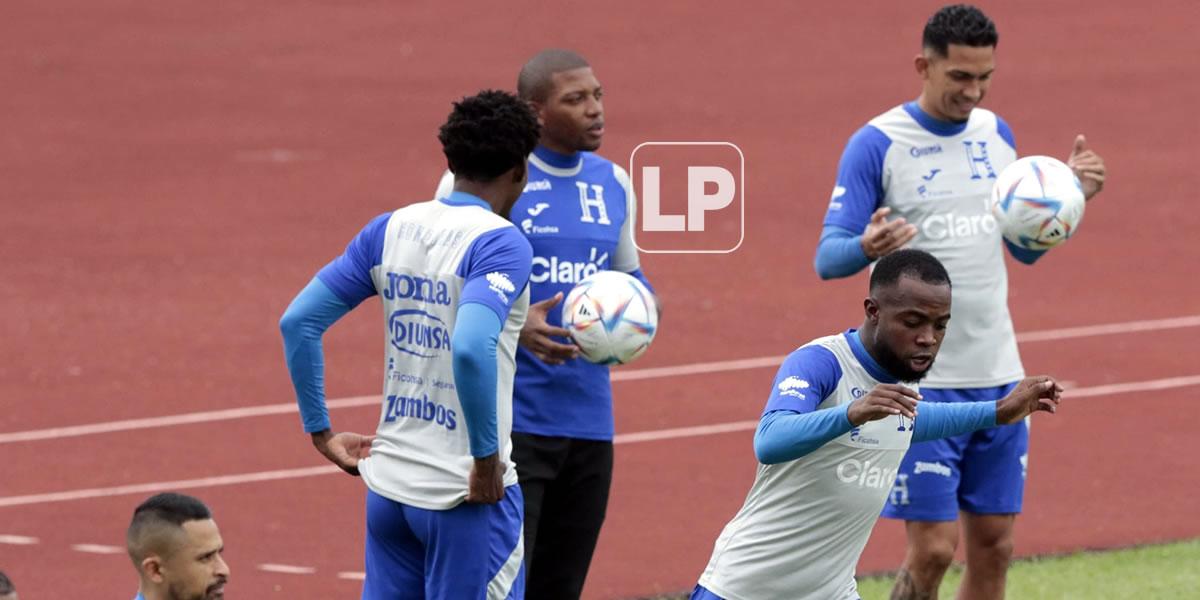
{"left": 912, "top": 400, "right": 997, "bottom": 442}
{"left": 451, "top": 302, "right": 503, "bottom": 458}
{"left": 754, "top": 404, "right": 855, "bottom": 464}
{"left": 1004, "top": 238, "right": 1047, "bottom": 265}
{"left": 814, "top": 225, "right": 872, "bottom": 279}
{"left": 279, "top": 278, "right": 352, "bottom": 433}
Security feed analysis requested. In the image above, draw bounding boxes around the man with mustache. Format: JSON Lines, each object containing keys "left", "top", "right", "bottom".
{"left": 692, "top": 249, "right": 1064, "bottom": 600}
{"left": 126, "top": 493, "right": 229, "bottom": 600}
{"left": 435, "top": 49, "right": 656, "bottom": 600}
{"left": 812, "top": 5, "right": 1106, "bottom": 598}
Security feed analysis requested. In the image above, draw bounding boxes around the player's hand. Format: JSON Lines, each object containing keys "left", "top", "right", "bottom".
{"left": 1067, "top": 134, "right": 1106, "bottom": 200}
{"left": 995, "top": 376, "right": 1063, "bottom": 424}
{"left": 466, "top": 453, "right": 506, "bottom": 504}
{"left": 860, "top": 207, "right": 918, "bottom": 260}
{"left": 311, "top": 430, "right": 375, "bottom": 477}
{"left": 847, "top": 384, "right": 921, "bottom": 426}
{"left": 519, "top": 292, "right": 579, "bottom": 365}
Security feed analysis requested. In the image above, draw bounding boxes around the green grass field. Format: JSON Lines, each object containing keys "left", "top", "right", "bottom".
{"left": 644, "top": 538, "right": 1200, "bottom": 599}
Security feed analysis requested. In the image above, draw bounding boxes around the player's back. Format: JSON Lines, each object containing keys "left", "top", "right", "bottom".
{"left": 357, "top": 196, "right": 530, "bottom": 510}
{"left": 698, "top": 333, "right": 916, "bottom": 600}
{"left": 867, "top": 103, "right": 1020, "bottom": 387}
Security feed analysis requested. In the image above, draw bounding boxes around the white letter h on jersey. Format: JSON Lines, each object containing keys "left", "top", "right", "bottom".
{"left": 576, "top": 182, "right": 611, "bottom": 225}
{"left": 963, "top": 141, "right": 997, "bottom": 180}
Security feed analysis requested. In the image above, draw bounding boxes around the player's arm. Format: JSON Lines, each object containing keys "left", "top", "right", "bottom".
{"left": 279, "top": 212, "right": 389, "bottom": 475}
{"left": 454, "top": 226, "right": 534, "bottom": 503}
{"left": 611, "top": 164, "right": 660, "bottom": 311}
{"left": 1004, "top": 239, "right": 1046, "bottom": 265}
{"left": 753, "top": 346, "right": 850, "bottom": 464}
{"left": 912, "top": 376, "right": 1062, "bottom": 442}
{"left": 814, "top": 125, "right": 915, "bottom": 279}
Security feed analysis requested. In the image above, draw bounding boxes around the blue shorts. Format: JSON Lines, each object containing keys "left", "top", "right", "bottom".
{"left": 362, "top": 486, "right": 525, "bottom": 600}
{"left": 691, "top": 584, "right": 859, "bottom": 600}
{"left": 881, "top": 383, "right": 1028, "bottom": 521}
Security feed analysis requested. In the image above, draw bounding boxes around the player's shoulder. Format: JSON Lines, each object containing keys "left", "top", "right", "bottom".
{"left": 786, "top": 334, "right": 848, "bottom": 370}
{"left": 967, "top": 107, "right": 1016, "bottom": 149}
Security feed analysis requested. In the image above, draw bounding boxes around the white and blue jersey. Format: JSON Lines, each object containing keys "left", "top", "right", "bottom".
{"left": 698, "top": 332, "right": 918, "bottom": 600}
{"left": 438, "top": 146, "right": 651, "bottom": 440}
{"left": 820, "top": 102, "right": 1023, "bottom": 388}
{"left": 315, "top": 193, "right": 531, "bottom": 510}
{"left": 696, "top": 330, "right": 997, "bottom": 600}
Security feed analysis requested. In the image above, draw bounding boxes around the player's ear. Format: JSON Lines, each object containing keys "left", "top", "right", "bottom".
{"left": 864, "top": 297, "right": 880, "bottom": 324}
{"left": 526, "top": 99, "right": 546, "bottom": 126}
{"left": 142, "top": 555, "right": 166, "bottom": 583}
{"left": 512, "top": 160, "right": 527, "bottom": 184}
{"left": 914, "top": 53, "right": 930, "bottom": 79}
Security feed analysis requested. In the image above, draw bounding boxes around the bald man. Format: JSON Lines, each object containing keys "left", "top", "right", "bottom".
{"left": 437, "top": 49, "right": 657, "bottom": 599}
{"left": 126, "top": 493, "right": 229, "bottom": 600}
{"left": 0, "top": 571, "right": 17, "bottom": 600}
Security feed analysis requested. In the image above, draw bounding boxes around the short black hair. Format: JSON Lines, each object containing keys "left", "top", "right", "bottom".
{"left": 0, "top": 571, "right": 13, "bottom": 594}
{"left": 870, "top": 249, "right": 951, "bottom": 292}
{"left": 517, "top": 49, "right": 590, "bottom": 103}
{"left": 923, "top": 4, "right": 998, "bottom": 56}
{"left": 438, "top": 89, "right": 540, "bottom": 182}
{"left": 127, "top": 492, "right": 213, "bottom": 563}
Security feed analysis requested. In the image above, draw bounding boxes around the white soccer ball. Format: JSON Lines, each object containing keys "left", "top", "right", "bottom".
{"left": 990, "top": 155, "right": 1086, "bottom": 251}
{"left": 562, "top": 270, "right": 658, "bottom": 365}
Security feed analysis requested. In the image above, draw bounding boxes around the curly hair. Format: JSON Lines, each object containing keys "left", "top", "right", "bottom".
{"left": 923, "top": 4, "right": 998, "bottom": 56}
{"left": 438, "top": 89, "right": 540, "bottom": 182}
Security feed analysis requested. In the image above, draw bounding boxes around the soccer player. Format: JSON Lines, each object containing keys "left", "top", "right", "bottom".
{"left": 812, "top": 5, "right": 1106, "bottom": 598}
{"left": 692, "top": 249, "right": 1063, "bottom": 600}
{"left": 279, "top": 90, "right": 540, "bottom": 598}
{"left": 435, "top": 49, "right": 655, "bottom": 600}
{"left": 126, "top": 492, "right": 229, "bottom": 600}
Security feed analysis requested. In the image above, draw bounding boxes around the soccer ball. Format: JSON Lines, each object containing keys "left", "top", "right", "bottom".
{"left": 562, "top": 271, "right": 658, "bottom": 365}
{"left": 990, "top": 155, "right": 1086, "bottom": 251}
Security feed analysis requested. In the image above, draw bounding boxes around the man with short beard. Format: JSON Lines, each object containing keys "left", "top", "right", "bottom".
{"left": 691, "top": 249, "right": 1064, "bottom": 600}
{"left": 126, "top": 493, "right": 228, "bottom": 600}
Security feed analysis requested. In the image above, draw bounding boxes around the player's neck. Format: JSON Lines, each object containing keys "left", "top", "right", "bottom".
{"left": 534, "top": 143, "right": 582, "bottom": 167}
{"left": 450, "top": 183, "right": 510, "bottom": 215}
{"left": 914, "top": 94, "right": 962, "bottom": 125}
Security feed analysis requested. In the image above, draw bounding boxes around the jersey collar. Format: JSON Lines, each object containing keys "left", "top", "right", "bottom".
{"left": 438, "top": 191, "right": 490, "bottom": 210}
{"left": 845, "top": 329, "right": 899, "bottom": 384}
{"left": 903, "top": 101, "right": 969, "bottom": 137}
{"left": 529, "top": 145, "right": 583, "bottom": 177}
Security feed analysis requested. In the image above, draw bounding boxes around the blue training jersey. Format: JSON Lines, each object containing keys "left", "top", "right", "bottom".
{"left": 436, "top": 145, "right": 649, "bottom": 440}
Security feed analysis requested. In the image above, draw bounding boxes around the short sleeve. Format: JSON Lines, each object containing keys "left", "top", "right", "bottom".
{"left": 455, "top": 227, "right": 534, "bottom": 322}
{"left": 822, "top": 125, "right": 891, "bottom": 232}
{"left": 763, "top": 345, "right": 844, "bottom": 414}
{"left": 316, "top": 212, "right": 390, "bottom": 308}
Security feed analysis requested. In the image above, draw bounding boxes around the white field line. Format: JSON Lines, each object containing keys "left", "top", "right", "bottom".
{"left": 1, "top": 314, "right": 1195, "bottom": 446}
{"left": 1, "top": 373, "right": 1197, "bottom": 510}
{"left": 258, "top": 563, "right": 317, "bottom": 575}
{"left": 71, "top": 543, "right": 123, "bottom": 554}
{"left": 0, "top": 534, "right": 39, "bottom": 544}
